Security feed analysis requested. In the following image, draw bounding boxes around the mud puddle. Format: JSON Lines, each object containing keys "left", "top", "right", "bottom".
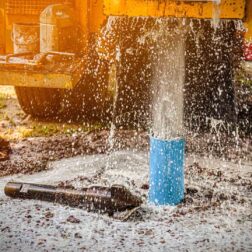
{"left": 0, "top": 151, "right": 251, "bottom": 251}
{"left": 1, "top": 129, "right": 252, "bottom": 177}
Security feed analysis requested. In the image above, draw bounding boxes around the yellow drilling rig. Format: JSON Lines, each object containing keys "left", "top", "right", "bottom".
{"left": 0, "top": 0, "right": 251, "bottom": 127}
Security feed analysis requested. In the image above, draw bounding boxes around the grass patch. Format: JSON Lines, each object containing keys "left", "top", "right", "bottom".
{"left": 21, "top": 124, "right": 60, "bottom": 138}
{"left": 0, "top": 85, "right": 105, "bottom": 140}
{"left": 0, "top": 112, "right": 16, "bottom": 126}
{"left": 20, "top": 122, "right": 103, "bottom": 138}
{"left": 0, "top": 94, "right": 7, "bottom": 109}
{"left": 0, "top": 122, "right": 103, "bottom": 140}
{"left": 236, "top": 66, "right": 252, "bottom": 90}
{"left": 0, "top": 101, "right": 6, "bottom": 109}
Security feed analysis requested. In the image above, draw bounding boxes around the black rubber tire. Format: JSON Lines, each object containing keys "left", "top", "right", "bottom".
{"left": 15, "top": 87, "right": 62, "bottom": 118}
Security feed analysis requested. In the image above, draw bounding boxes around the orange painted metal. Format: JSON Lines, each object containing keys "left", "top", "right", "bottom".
{"left": 0, "top": 0, "right": 249, "bottom": 89}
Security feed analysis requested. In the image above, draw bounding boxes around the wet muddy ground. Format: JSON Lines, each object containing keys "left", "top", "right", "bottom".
{"left": 0, "top": 151, "right": 251, "bottom": 251}
{"left": 0, "top": 86, "right": 252, "bottom": 251}
{"left": 0, "top": 84, "right": 251, "bottom": 177}
{"left": 0, "top": 129, "right": 251, "bottom": 177}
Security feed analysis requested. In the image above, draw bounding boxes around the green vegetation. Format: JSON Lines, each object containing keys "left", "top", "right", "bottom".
{"left": 236, "top": 65, "right": 252, "bottom": 90}
{"left": 0, "top": 121, "right": 104, "bottom": 140}
{"left": 20, "top": 122, "right": 102, "bottom": 138}
{"left": 0, "top": 86, "right": 104, "bottom": 140}
{"left": 0, "top": 93, "right": 7, "bottom": 109}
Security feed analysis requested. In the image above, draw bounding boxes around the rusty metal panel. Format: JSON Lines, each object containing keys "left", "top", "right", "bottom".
{"left": 0, "top": 70, "right": 76, "bottom": 88}
{"left": 103, "top": 0, "right": 246, "bottom": 19}
{"left": 0, "top": 53, "right": 85, "bottom": 89}
{"left": 5, "top": 0, "right": 74, "bottom": 15}
{"left": 0, "top": 70, "right": 74, "bottom": 88}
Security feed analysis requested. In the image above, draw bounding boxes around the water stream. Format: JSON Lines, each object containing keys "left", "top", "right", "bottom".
{"left": 151, "top": 19, "right": 187, "bottom": 139}
{"left": 96, "top": 10, "right": 245, "bottom": 168}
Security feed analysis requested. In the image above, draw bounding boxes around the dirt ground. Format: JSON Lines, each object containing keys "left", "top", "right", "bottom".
{"left": 1, "top": 128, "right": 252, "bottom": 177}
{"left": 0, "top": 151, "right": 251, "bottom": 251}
{"left": 0, "top": 84, "right": 251, "bottom": 185}
{"left": 0, "top": 86, "right": 252, "bottom": 177}
{"left": 0, "top": 85, "right": 252, "bottom": 251}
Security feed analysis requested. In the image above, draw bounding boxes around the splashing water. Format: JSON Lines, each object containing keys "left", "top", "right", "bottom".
{"left": 96, "top": 14, "right": 245, "bottom": 160}
{"left": 151, "top": 19, "right": 187, "bottom": 139}
{"left": 106, "top": 63, "right": 119, "bottom": 170}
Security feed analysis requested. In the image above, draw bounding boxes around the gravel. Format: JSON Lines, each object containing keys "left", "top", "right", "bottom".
{"left": 0, "top": 130, "right": 251, "bottom": 177}
{"left": 0, "top": 151, "right": 251, "bottom": 251}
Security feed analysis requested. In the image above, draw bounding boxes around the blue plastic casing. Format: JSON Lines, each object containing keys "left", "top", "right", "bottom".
{"left": 149, "top": 137, "right": 185, "bottom": 205}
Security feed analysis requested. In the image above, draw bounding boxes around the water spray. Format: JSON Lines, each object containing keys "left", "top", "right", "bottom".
{"left": 149, "top": 20, "right": 186, "bottom": 205}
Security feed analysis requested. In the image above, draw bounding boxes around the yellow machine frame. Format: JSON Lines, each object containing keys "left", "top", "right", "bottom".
{"left": 103, "top": 0, "right": 245, "bottom": 19}
{"left": 0, "top": 0, "right": 248, "bottom": 90}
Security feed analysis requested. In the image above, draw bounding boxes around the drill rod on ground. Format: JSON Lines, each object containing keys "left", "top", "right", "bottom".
{"left": 4, "top": 182, "right": 142, "bottom": 214}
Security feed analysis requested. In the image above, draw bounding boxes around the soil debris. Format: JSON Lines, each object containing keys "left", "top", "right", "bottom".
{"left": 0, "top": 129, "right": 252, "bottom": 178}
{"left": 0, "top": 130, "right": 148, "bottom": 177}
{"left": 66, "top": 215, "right": 81, "bottom": 224}
{"left": 0, "top": 150, "right": 251, "bottom": 251}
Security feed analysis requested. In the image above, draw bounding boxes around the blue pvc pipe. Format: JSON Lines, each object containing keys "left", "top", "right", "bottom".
{"left": 149, "top": 137, "right": 185, "bottom": 205}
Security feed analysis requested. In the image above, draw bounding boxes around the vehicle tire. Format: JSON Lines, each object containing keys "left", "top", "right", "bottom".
{"left": 15, "top": 87, "right": 62, "bottom": 118}
{"left": 60, "top": 59, "right": 110, "bottom": 122}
